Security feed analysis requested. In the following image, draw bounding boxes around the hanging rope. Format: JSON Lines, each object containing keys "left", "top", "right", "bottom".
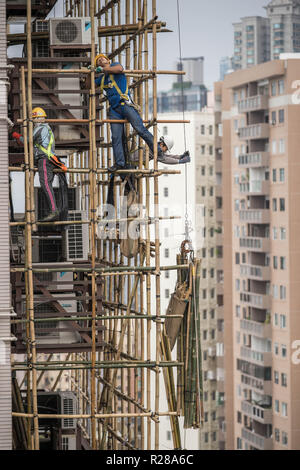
{"left": 176, "top": 0, "right": 193, "bottom": 249}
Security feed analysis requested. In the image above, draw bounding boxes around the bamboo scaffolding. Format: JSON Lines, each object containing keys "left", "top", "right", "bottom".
{"left": 10, "top": 0, "right": 191, "bottom": 451}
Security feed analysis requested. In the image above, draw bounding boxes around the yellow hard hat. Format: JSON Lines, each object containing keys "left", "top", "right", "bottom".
{"left": 94, "top": 53, "right": 110, "bottom": 67}
{"left": 32, "top": 107, "right": 47, "bottom": 118}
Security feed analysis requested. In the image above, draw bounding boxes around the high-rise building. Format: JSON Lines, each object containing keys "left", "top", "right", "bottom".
{"left": 214, "top": 55, "right": 300, "bottom": 450}
{"left": 154, "top": 108, "right": 219, "bottom": 450}
{"left": 219, "top": 56, "right": 235, "bottom": 81}
{"left": 154, "top": 57, "right": 207, "bottom": 113}
{"left": 233, "top": 16, "right": 270, "bottom": 70}
{"left": 265, "top": 0, "right": 300, "bottom": 59}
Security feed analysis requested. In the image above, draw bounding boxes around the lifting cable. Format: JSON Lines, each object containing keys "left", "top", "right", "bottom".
{"left": 176, "top": 0, "right": 193, "bottom": 252}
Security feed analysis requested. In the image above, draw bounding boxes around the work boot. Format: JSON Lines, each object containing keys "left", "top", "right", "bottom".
{"left": 108, "top": 164, "right": 127, "bottom": 173}
{"left": 179, "top": 151, "right": 191, "bottom": 164}
{"left": 39, "top": 209, "right": 60, "bottom": 223}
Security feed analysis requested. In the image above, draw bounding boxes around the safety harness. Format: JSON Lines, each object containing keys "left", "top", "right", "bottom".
{"left": 35, "top": 129, "right": 67, "bottom": 172}
{"left": 100, "top": 73, "right": 130, "bottom": 105}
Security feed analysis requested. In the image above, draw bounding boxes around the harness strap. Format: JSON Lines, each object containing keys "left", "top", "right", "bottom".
{"left": 100, "top": 73, "right": 130, "bottom": 104}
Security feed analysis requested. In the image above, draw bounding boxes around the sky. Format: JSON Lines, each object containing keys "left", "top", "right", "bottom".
{"left": 49, "top": 0, "right": 268, "bottom": 91}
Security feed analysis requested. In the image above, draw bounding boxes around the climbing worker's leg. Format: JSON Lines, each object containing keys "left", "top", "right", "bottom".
{"left": 108, "top": 107, "right": 127, "bottom": 169}
{"left": 120, "top": 103, "right": 163, "bottom": 156}
{"left": 57, "top": 172, "right": 69, "bottom": 223}
{"left": 37, "top": 157, "right": 59, "bottom": 222}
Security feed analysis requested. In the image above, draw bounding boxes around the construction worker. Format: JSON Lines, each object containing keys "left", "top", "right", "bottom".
{"left": 129, "top": 135, "right": 191, "bottom": 165}
{"left": 12, "top": 107, "right": 68, "bottom": 223}
{"left": 85, "top": 54, "right": 190, "bottom": 172}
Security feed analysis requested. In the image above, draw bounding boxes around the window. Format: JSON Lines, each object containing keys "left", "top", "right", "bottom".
{"left": 273, "top": 256, "right": 278, "bottom": 269}
{"left": 273, "top": 198, "right": 277, "bottom": 211}
{"left": 211, "top": 329, "right": 215, "bottom": 339}
{"left": 280, "top": 285, "right": 286, "bottom": 300}
{"left": 280, "top": 198, "right": 285, "bottom": 211}
{"left": 210, "top": 268, "right": 214, "bottom": 278}
{"left": 237, "top": 438, "right": 242, "bottom": 450}
{"left": 281, "top": 373, "right": 287, "bottom": 387}
{"left": 273, "top": 285, "right": 279, "bottom": 299}
{"left": 210, "top": 227, "right": 214, "bottom": 237}
{"left": 203, "top": 309, "right": 207, "bottom": 320}
{"left": 201, "top": 125, "right": 205, "bottom": 135}
{"left": 282, "top": 402, "right": 288, "bottom": 417}
{"left": 201, "top": 145, "right": 205, "bottom": 155}
{"left": 274, "top": 313, "right": 279, "bottom": 326}
{"left": 279, "top": 168, "right": 285, "bottom": 182}
{"left": 201, "top": 187, "right": 206, "bottom": 197}
{"left": 165, "top": 248, "right": 169, "bottom": 258}
{"left": 202, "top": 269, "right": 207, "bottom": 279}
{"left": 203, "top": 330, "right": 207, "bottom": 340}
{"left": 279, "top": 109, "right": 285, "bottom": 123}
{"left": 236, "top": 279, "right": 240, "bottom": 291}
{"left": 236, "top": 305, "right": 241, "bottom": 317}
{"left": 234, "top": 199, "right": 239, "bottom": 211}
{"left": 210, "top": 309, "right": 215, "bottom": 319}
{"left": 275, "top": 429, "right": 280, "bottom": 442}
{"left": 212, "top": 411, "right": 216, "bottom": 421}
{"left": 274, "top": 342, "right": 279, "bottom": 355}
{"left": 278, "top": 79, "right": 285, "bottom": 94}
{"left": 280, "top": 257, "right": 286, "bottom": 270}
{"left": 281, "top": 344, "right": 287, "bottom": 357}
{"left": 209, "top": 125, "right": 213, "bottom": 135}
{"left": 274, "top": 370, "right": 279, "bottom": 384}
{"left": 279, "top": 138, "right": 285, "bottom": 153}
{"left": 201, "top": 166, "right": 205, "bottom": 175}
{"left": 209, "top": 187, "right": 214, "bottom": 197}
{"left": 204, "top": 412, "right": 208, "bottom": 422}
{"left": 272, "top": 169, "right": 277, "bottom": 182}
{"left": 271, "top": 110, "right": 276, "bottom": 124}
{"left": 209, "top": 166, "right": 213, "bottom": 176}
{"left": 275, "top": 399, "right": 280, "bottom": 413}
{"left": 273, "top": 227, "right": 278, "bottom": 240}
{"left": 203, "top": 289, "right": 207, "bottom": 300}
{"left": 280, "top": 314, "right": 286, "bottom": 329}
{"left": 202, "top": 248, "right": 206, "bottom": 258}
{"left": 271, "top": 81, "right": 277, "bottom": 96}
{"left": 204, "top": 433, "right": 209, "bottom": 443}
{"left": 165, "top": 270, "right": 170, "bottom": 279}
{"left": 282, "top": 432, "right": 288, "bottom": 446}
{"left": 272, "top": 139, "right": 277, "bottom": 155}
{"left": 164, "top": 187, "right": 169, "bottom": 197}
{"left": 210, "top": 247, "right": 214, "bottom": 257}
{"left": 235, "top": 253, "right": 240, "bottom": 265}
{"left": 209, "top": 146, "right": 213, "bottom": 155}
{"left": 165, "top": 289, "right": 170, "bottom": 299}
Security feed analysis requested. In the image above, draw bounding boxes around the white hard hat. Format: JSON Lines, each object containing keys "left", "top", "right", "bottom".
{"left": 160, "top": 135, "right": 174, "bottom": 152}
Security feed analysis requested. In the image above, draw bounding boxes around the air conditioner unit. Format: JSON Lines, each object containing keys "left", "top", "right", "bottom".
{"left": 49, "top": 18, "right": 98, "bottom": 46}
{"left": 33, "top": 263, "right": 74, "bottom": 291}
{"left": 64, "top": 210, "right": 89, "bottom": 262}
{"left": 36, "top": 391, "right": 77, "bottom": 431}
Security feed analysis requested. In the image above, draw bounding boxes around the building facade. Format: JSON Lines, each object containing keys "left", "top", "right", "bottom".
{"left": 215, "top": 56, "right": 300, "bottom": 450}
{"left": 233, "top": 16, "right": 270, "bottom": 70}
{"left": 266, "top": 0, "right": 300, "bottom": 59}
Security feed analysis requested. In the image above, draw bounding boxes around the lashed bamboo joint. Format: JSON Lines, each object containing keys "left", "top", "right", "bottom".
{"left": 8, "top": 0, "right": 202, "bottom": 453}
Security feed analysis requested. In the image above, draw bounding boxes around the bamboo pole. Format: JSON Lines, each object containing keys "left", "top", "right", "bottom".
{"left": 25, "top": 0, "right": 39, "bottom": 450}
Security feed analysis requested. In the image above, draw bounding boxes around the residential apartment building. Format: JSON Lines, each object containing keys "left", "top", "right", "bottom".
{"left": 266, "top": 0, "right": 300, "bottom": 59}
{"left": 214, "top": 55, "right": 300, "bottom": 450}
{"left": 153, "top": 109, "right": 219, "bottom": 450}
{"left": 233, "top": 16, "right": 270, "bottom": 70}
{"left": 219, "top": 56, "right": 235, "bottom": 81}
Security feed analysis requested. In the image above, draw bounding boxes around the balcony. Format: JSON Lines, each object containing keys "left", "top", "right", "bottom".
{"left": 240, "top": 346, "right": 272, "bottom": 366}
{"left": 240, "top": 264, "right": 270, "bottom": 281}
{"left": 239, "top": 180, "right": 270, "bottom": 195}
{"left": 238, "top": 95, "right": 269, "bottom": 113}
{"left": 240, "top": 292, "right": 270, "bottom": 309}
{"left": 239, "top": 209, "right": 270, "bottom": 224}
{"left": 240, "top": 318, "right": 272, "bottom": 338}
{"left": 241, "top": 400, "right": 272, "bottom": 424}
{"left": 241, "top": 373, "right": 272, "bottom": 395}
{"left": 215, "top": 158, "right": 222, "bottom": 173}
{"left": 238, "top": 152, "right": 269, "bottom": 168}
{"left": 238, "top": 123, "right": 269, "bottom": 140}
{"left": 239, "top": 236, "right": 270, "bottom": 252}
{"left": 242, "top": 428, "right": 273, "bottom": 450}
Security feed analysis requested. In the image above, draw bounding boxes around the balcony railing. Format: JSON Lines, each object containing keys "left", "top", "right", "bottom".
{"left": 240, "top": 264, "right": 270, "bottom": 280}
{"left": 238, "top": 95, "right": 269, "bottom": 113}
{"left": 238, "top": 123, "right": 269, "bottom": 140}
{"left": 240, "top": 292, "right": 270, "bottom": 309}
{"left": 239, "top": 180, "right": 270, "bottom": 195}
{"left": 241, "top": 400, "right": 272, "bottom": 424}
{"left": 239, "top": 236, "right": 270, "bottom": 252}
{"left": 238, "top": 152, "right": 269, "bottom": 168}
{"left": 240, "top": 318, "right": 272, "bottom": 338}
{"left": 242, "top": 428, "right": 273, "bottom": 450}
{"left": 239, "top": 209, "right": 270, "bottom": 223}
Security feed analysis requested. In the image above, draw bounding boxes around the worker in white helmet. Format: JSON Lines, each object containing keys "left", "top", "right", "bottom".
{"left": 129, "top": 135, "right": 191, "bottom": 165}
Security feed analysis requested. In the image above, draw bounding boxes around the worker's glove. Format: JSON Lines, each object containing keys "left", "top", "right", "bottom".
{"left": 12, "top": 131, "right": 23, "bottom": 146}
{"left": 179, "top": 150, "right": 191, "bottom": 164}
{"left": 88, "top": 65, "right": 103, "bottom": 73}
{"left": 182, "top": 150, "right": 190, "bottom": 157}
{"left": 49, "top": 154, "right": 67, "bottom": 173}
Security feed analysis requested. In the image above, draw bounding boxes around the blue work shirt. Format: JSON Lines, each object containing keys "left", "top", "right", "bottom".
{"left": 95, "top": 62, "right": 131, "bottom": 109}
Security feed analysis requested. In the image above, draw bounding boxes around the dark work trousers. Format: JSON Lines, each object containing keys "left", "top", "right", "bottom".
{"left": 37, "top": 157, "right": 69, "bottom": 220}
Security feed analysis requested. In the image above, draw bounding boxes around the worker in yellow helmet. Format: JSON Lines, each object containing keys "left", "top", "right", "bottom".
{"left": 12, "top": 107, "right": 68, "bottom": 223}
{"left": 85, "top": 53, "right": 185, "bottom": 173}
